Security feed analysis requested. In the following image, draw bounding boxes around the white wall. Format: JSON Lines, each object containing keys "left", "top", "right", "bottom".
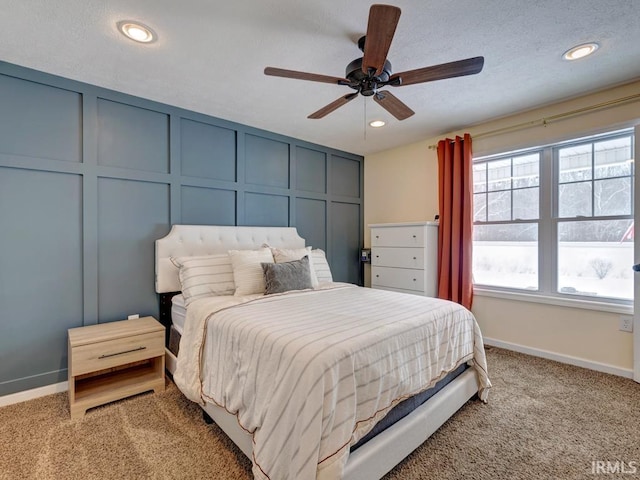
{"left": 364, "top": 79, "right": 640, "bottom": 373}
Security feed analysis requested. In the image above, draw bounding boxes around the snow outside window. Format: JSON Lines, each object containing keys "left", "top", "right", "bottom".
{"left": 472, "top": 130, "right": 634, "bottom": 303}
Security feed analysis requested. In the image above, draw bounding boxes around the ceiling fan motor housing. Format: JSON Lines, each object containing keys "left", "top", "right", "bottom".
{"left": 345, "top": 57, "right": 392, "bottom": 96}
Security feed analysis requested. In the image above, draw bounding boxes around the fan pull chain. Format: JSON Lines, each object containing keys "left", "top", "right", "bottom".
{"left": 363, "top": 97, "right": 367, "bottom": 141}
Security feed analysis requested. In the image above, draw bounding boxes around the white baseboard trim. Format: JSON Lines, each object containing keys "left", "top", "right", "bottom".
{"left": 0, "top": 381, "right": 68, "bottom": 408}
{"left": 484, "top": 337, "right": 634, "bottom": 379}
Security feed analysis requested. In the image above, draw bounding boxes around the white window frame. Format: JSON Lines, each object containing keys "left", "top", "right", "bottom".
{"left": 473, "top": 128, "right": 635, "bottom": 313}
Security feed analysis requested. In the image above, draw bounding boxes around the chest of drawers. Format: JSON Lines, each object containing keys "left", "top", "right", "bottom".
{"left": 369, "top": 222, "right": 438, "bottom": 296}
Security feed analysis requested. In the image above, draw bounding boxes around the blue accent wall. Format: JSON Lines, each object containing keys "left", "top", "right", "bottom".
{"left": 0, "top": 61, "right": 363, "bottom": 396}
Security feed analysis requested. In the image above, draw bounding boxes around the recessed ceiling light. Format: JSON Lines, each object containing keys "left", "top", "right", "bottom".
{"left": 562, "top": 42, "right": 599, "bottom": 61}
{"left": 369, "top": 120, "right": 386, "bottom": 128}
{"left": 117, "top": 20, "right": 157, "bottom": 43}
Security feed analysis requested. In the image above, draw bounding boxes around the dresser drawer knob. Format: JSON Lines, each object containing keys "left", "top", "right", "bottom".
{"left": 375, "top": 235, "right": 379, "bottom": 239}
{"left": 412, "top": 235, "right": 416, "bottom": 238}
{"left": 376, "top": 255, "right": 379, "bottom": 258}
{"left": 376, "top": 274, "right": 379, "bottom": 277}
{"left": 413, "top": 256, "right": 416, "bottom": 260}
{"left": 413, "top": 278, "right": 416, "bottom": 281}
{"left": 98, "top": 346, "right": 146, "bottom": 359}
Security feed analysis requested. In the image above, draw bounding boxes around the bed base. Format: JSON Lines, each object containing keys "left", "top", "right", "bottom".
{"left": 166, "top": 348, "right": 478, "bottom": 480}
{"left": 165, "top": 348, "right": 178, "bottom": 376}
{"left": 343, "top": 369, "right": 477, "bottom": 480}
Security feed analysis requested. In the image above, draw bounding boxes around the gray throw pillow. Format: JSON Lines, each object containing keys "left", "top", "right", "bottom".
{"left": 261, "top": 256, "right": 313, "bottom": 295}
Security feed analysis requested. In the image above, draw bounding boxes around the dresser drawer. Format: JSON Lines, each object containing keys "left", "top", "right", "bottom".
{"left": 71, "top": 330, "right": 164, "bottom": 376}
{"left": 371, "top": 247, "right": 424, "bottom": 268}
{"left": 371, "top": 266, "right": 425, "bottom": 292}
{"left": 371, "top": 226, "right": 425, "bottom": 247}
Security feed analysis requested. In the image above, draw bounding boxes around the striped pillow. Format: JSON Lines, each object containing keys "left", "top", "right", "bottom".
{"left": 310, "top": 249, "right": 333, "bottom": 284}
{"left": 229, "top": 248, "right": 274, "bottom": 296}
{"left": 171, "top": 254, "right": 235, "bottom": 306}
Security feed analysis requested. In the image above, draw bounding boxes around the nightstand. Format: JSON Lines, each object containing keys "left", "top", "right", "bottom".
{"left": 67, "top": 316, "right": 165, "bottom": 419}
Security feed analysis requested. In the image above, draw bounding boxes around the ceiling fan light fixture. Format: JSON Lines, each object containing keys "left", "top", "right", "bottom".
{"left": 562, "top": 42, "right": 599, "bottom": 61}
{"left": 117, "top": 20, "right": 157, "bottom": 43}
{"left": 369, "top": 120, "right": 386, "bottom": 128}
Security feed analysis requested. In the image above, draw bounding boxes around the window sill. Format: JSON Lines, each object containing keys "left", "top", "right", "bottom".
{"left": 473, "top": 286, "right": 632, "bottom": 314}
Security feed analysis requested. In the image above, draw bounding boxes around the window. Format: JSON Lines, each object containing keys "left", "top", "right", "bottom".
{"left": 472, "top": 130, "right": 634, "bottom": 303}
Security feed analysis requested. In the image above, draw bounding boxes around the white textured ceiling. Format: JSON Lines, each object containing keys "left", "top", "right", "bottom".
{"left": 1, "top": 0, "right": 639, "bottom": 155}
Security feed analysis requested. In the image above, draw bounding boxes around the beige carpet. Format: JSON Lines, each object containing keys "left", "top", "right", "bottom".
{"left": 1, "top": 348, "right": 639, "bottom": 480}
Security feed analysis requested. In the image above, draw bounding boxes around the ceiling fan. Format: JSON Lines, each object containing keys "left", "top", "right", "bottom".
{"left": 264, "top": 4, "right": 484, "bottom": 121}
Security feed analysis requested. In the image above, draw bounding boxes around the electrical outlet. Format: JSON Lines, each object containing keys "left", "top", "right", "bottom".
{"left": 619, "top": 315, "right": 633, "bottom": 333}
{"left": 127, "top": 314, "right": 140, "bottom": 320}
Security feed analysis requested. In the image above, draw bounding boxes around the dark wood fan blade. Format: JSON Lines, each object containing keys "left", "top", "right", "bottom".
{"left": 362, "top": 4, "right": 401, "bottom": 76}
{"left": 308, "top": 93, "right": 359, "bottom": 119}
{"left": 264, "top": 67, "right": 350, "bottom": 85}
{"left": 373, "top": 90, "right": 414, "bottom": 120}
{"left": 389, "top": 56, "right": 484, "bottom": 86}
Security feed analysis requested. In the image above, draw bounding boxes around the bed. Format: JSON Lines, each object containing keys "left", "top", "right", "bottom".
{"left": 155, "top": 224, "right": 491, "bottom": 480}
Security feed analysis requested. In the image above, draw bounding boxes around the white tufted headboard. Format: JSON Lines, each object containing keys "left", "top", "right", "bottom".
{"left": 155, "top": 225, "right": 306, "bottom": 293}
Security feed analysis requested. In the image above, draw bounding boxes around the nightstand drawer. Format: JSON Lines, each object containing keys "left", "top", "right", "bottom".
{"left": 71, "top": 331, "right": 164, "bottom": 376}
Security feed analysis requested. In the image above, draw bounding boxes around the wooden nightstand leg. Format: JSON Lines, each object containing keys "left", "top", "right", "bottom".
{"left": 70, "top": 406, "right": 86, "bottom": 420}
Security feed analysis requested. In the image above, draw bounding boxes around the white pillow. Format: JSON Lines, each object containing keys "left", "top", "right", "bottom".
{"left": 170, "top": 254, "right": 235, "bottom": 306}
{"left": 270, "top": 246, "right": 319, "bottom": 288}
{"left": 229, "top": 248, "right": 274, "bottom": 296}
{"left": 310, "top": 249, "right": 333, "bottom": 284}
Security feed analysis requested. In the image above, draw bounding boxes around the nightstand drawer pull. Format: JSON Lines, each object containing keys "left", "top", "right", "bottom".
{"left": 98, "top": 346, "right": 147, "bottom": 359}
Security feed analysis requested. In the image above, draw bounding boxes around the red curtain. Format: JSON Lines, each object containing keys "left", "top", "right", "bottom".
{"left": 437, "top": 134, "right": 474, "bottom": 309}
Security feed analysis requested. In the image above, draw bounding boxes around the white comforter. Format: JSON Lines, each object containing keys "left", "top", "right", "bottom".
{"left": 174, "top": 284, "right": 491, "bottom": 480}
